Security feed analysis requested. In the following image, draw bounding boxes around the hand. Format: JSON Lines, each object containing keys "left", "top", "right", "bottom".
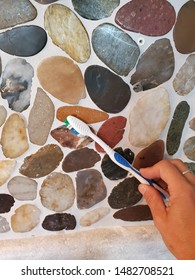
{"left": 138, "top": 159, "right": 195, "bottom": 260}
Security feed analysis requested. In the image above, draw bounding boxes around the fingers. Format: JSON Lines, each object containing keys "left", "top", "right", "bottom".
{"left": 169, "top": 159, "right": 195, "bottom": 186}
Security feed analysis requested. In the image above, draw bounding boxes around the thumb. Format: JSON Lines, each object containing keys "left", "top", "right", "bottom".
{"left": 138, "top": 184, "right": 167, "bottom": 226}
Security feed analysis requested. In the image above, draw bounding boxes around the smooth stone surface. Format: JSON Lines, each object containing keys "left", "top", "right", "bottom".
{"left": 183, "top": 137, "right": 195, "bottom": 161}
{"left": 56, "top": 106, "right": 109, "bottom": 123}
{"left": 7, "top": 176, "right": 37, "bottom": 201}
{"left": 0, "top": 194, "right": 15, "bottom": 214}
{"left": 129, "top": 88, "right": 170, "bottom": 147}
{"left": 108, "top": 177, "right": 142, "bottom": 209}
{"left": 76, "top": 169, "right": 107, "bottom": 209}
{"left": 0, "top": 0, "right": 37, "bottom": 30}
{"left": 130, "top": 39, "right": 174, "bottom": 92}
{"left": 92, "top": 23, "right": 140, "bottom": 76}
{"left": 0, "top": 58, "right": 34, "bottom": 112}
{"left": 133, "top": 140, "right": 164, "bottom": 170}
{"left": 28, "top": 88, "right": 55, "bottom": 145}
{"left": 80, "top": 207, "right": 110, "bottom": 227}
{"left": 0, "top": 216, "right": 10, "bottom": 233}
{"left": 62, "top": 148, "right": 101, "bottom": 172}
{"left": 44, "top": 4, "right": 90, "bottom": 63}
{"left": 173, "top": 54, "right": 195, "bottom": 96}
{"left": 101, "top": 147, "right": 134, "bottom": 180}
{"left": 0, "top": 25, "right": 47, "bottom": 57}
{"left": 0, "top": 160, "right": 16, "bottom": 187}
{"left": 19, "top": 144, "right": 63, "bottom": 178}
{"left": 113, "top": 205, "right": 153, "bottom": 222}
{"left": 72, "top": 0, "right": 120, "bottom": 20}
{"left": 189, "top": 117, "right": 195, "bottom": 131}
{"left": 166, "top": 101, "right": 190, "bottom": 156}
{"left": 95, "top": 116, "right": 127, "bottom": 152}
{"left": 173, "top": 0, "right": 195, "bottom": 54}
{"left": 40, "top": 172, "right": 75, "bottom": 212}
{"left": 37, "top": 56, "right": 86, "bottom": 104}
{"left": 115, "top": 0, "right": 175, "bottom": 36}
{"left": 42, "top": 213, "right": 76, "bottom": 231}
{"left": 0, "top": 105, "right": 7, "bottom": 127}
{"left": 85, "top": 65, "right": 131, "bottom": 113}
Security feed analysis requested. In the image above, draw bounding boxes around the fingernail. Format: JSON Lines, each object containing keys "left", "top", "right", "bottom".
{"left": 138, "top": 184, "right": 147, "bottom": 195}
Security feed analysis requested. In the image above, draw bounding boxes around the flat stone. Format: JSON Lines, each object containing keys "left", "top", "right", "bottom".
{"left": 7, "top": 176, "right": 37, "bottom": 201}
{"left": 189, "top": 117, "right": 195, "bottom": 131}
{"left": 76, "top": 169, "right": 107, "bottom": 209}
{"left": 129, "top": 88, "right": 170, "bottom": 147}
{"left": 42, "top": 213, "right": 76, "bottom": 231}
{"left": 0, "top": 105, "right": 7, "bottom": 127}
{"left": 0, "top": 160, "right": 16, "bottom": 187}
{"left": 95, "top": 116, "right": 127, "bottom": 152}
{"left": 0, "top": 58, "right": 34, "bottom": 112}
{"left": 0, "top": 216, "right": 10, "bottom": 233}
{"left": 62, "top": 148, "right": 101, "bottom": 172}
{"left": 92, "top": 23, "right": 140, "bottom": 76}
{"left": 72, "top": 0, "right": 120, "bottom": 20}
{"left": 113, "top": 205, "right": 153, "bottom": 221}
{"left": 0, "top": 194, "right": 15, "bottom": 213}
{"left": 133, "top": 140, "right": 164, "bottom": 170}
{"left": 44, "top": 4, "right": 90, "bottom": 63}
{"left": 130, "top": 39, "right": 174, "bottom": 92}
{"left": 183, "top": 137, "right": 195, "bottom": 161}
{"left": 166, "top": 101, "right": 190, "bottom": 156}
{"left": 173, "top": 1, "right": 195, "bottom": 54}
{"left": 108, "top": 177, "right": 142, "bottom": 209}
{"left": 19, "top": 144, "right": 63, "bottom": 178}
{"left": 80, "top": 207, "right": 110, "bottom": 227}
{"left": 115, "top": 0, "right": 175, "bottom": 36}
{"left": 56, "top": 106, "right": 109, "bottom": 123}
{"left": 28, "top": 87, "right": 55, "bottom": 145}
{"left": 35, "top": 0, "right": 58, "bottom": 4}
{"left": 85, "top": 65, "right": 131, "bottom": 113}
{"left": 173, "top": 54, "right": 195, "bottom": 96}
{"left": 0, "top": 0, "right": 37, "bottom": 30}
{"left": 184, "top": 162, "right": 195, "bottom": 174}
{"left": 0, "top": 25, "right": 47, "bottom": 57}
{"left": 37, "top": 56, "right": 86, "bottom": 104}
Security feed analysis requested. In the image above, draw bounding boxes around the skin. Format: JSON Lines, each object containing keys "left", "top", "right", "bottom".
{"left": 138, "top": 159, "right": 195, "bottom": 260}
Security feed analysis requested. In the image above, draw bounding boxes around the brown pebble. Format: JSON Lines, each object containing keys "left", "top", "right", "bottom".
{"left": 113, "top": 205, "right": 153, "bottom": 221}
{"left": 0, "top": 194, "right": 15, "bottom": 213}
{"left": 42, "top": 213, "right": 76, "bottom": 231}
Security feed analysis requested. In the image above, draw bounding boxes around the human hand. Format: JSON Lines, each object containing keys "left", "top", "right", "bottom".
{"left": 138, "top": 159, "right": 195, "bottom": 260}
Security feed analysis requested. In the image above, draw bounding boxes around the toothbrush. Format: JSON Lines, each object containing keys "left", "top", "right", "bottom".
{"left": 65, "top": 116, "right": 170, "bottom": 199}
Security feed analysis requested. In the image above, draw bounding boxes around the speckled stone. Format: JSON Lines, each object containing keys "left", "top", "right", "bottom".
{"left": 115, "top": 0, "right": 176, "bottom": 36}
{"left": 0, "top": 194, "right": 15, "bottom": 213}
{"left": 166, "top": 101, "right": 190, "bottom": 156}
{"left": 0, "top": 216, "right": 10, "bottom": 233}
{"left": 173, "top": 0, "right": 195, "bottom": 54}
{"left": 108, "top": 177, "right": 142, "bottom": 209}
{"left": 183, "top": 137, "right": 195, "bottom": 161}
{"left": 0, "top": 25, "right": 47, "bottom": 57}
{"left": 185, "top": 162, "right": 195, "bottom": 174}
{"left": 85, "top": 65, "right": 131, "bottom": 113}
{"left": 42, "top": 213, "right": 76, "bottom": 231}
{"left": 0, "top": 0, "right": 37, "bottom": 30}
{"left": 72, "top": 0, "right": 120, "bottom": 20}
{"left": 130, "top": 38, "right": 174, "bottom": 92}
{"left": 173, "top": 54, "right": 195, "bottom": 96}
{"left": 113, "top": 205, "right": 153, "bottom": 221}
{"left": 92, "top": 23, "right": 140, "bottom": 76}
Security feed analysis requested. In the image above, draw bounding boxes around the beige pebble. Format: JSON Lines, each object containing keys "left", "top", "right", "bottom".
{"left": 80, "top": 207, "right": 110, "bottom": 227}
{"left": 0, "top": 160, "right": 16, "bottom": 187}
{"left": 0, "top": 105, "right": 7, "bottom": 127}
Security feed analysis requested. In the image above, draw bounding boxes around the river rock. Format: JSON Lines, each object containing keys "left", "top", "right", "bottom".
{"left": 115, "top": 0, "right": 175, "bottom": 36}
{"left": 113, "top": 205, "right": 153, "bottom": 221}
{"left": 72, "top": 0, "right": 120, "bottom": 20}
{"left": 189, "top": 118, "right": 195, "bottom": 131}
{"left": 76, "top": 169, "right": 107, "bottom": 209}
{"left": 44, "top": 4, "right": 90, "bottom": 63}
{"left": 0, "top": 194, "right": 15, "bottom": 213}
{"left": 130, "top": 38, "right": 174, "bottom": 92}
{"left": 92, "top": 23, "right": 140, "bottom": 76}
{"left": 85, "top": 65, "right": 131, "bottom": 113}
{"left": 28, "top": 88, "right": 55, "bottom": 145}
{"left": 166, "top": 101, "right": 190, "bottom": 156}
{"left": 0, "top": 25, "right": 47, "bottom": 57}
{"left": 0, "top": 0, "right": 37, "bottom": 30}
{"left": 56, "top": 106, "right": 109, "bottom": 123}
{"left": 62, "top": 148, "right": 101, "bottom": 172}
{"left": 1, "top": 113, "right": 29, "bottom": 159}
{"left": 19, "top": 144, "right": 63, "bottom": 178}
{"left": 0, "top": 160, "right": 16, "bottom": 187}
{"left": 7, "top": 176, "right": 37, "bottom": 201}
{"left": 0, "top": 216, "right": 10, "bottom": 233}
{"left": 0, "top": 105, "right": 7, "bottom": 127}
{"left": 42, "top": 213, "right": 76, "bottom": 231}
{"left": 183, "top": 137, "right": 195, "bottom": 161}
{"left": 173, "top": 0, "right": 195, "bottom": 54}
{"left": 0, "top": 58, "right": 34, "bottom": 112}
{"left": 37, "top": 56, "right": 86, "bottom": 104}
{"left": 185, "top": 162, "right": 195, "bottom": 174}
{"left": 129, "top": 88, "right": 170, "bottom": 147}
{"left": 173, "top": 54, "right": 195, "bottom": 96}
{"left": 80, "top": 207, "right": 110, "bottom": 227}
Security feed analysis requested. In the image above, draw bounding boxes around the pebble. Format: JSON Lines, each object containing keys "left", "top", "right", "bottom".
{"left": 42, "top": 213, "right": 76, "bottom": 231}
{"left": 28, "top": 87, "right": 55, "bottom": 145}
{"left": 0, "top": 194, "right": 15, "bottom": 213}
{"left": 189, "top": 117, "right": 195, "bottom": 131}
{"left": 129, "top": 88, "right": 170, "bottom": 147}
{"left": 92, "top": 23, "right": 140, "bottom": 76}
{"left": 40, "top": 172, "right": 75, "bottom": 212}
{"left": 0, "top": 160, "right": 16, "bottom": 187}
{"left": 7, "top": 176, "right": 37, "bottom": 201}
{"left": 37, "top": 56, "right": 86, "bottom": 104}
{"left": 76, "top": 169, "right": 107, "bottom": 209}
{"left": 80, "top": 207, "right": 110, "bottom": 227}
{"left": 0, "top": 105, "right": 7, "bottom": 127}
{"left": 0, "top": 216, "right": 10, "bottom": 233}
{"left": 183, "top": 137, "right": 195, "bottom": 161}
{"left": 85, "top": 65, "right": 131, "bottom": 113}
{"left": 130, "top": 39, "right": 174, "bottom": 92}
{"left": 44, "top": 4, "right": 90, "bottom": 63}
{"left": 185, "top": 162, "right": 195, "bottom": 174}
{"left": 113, "top": 205, "right": 153, "bottom": 221}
